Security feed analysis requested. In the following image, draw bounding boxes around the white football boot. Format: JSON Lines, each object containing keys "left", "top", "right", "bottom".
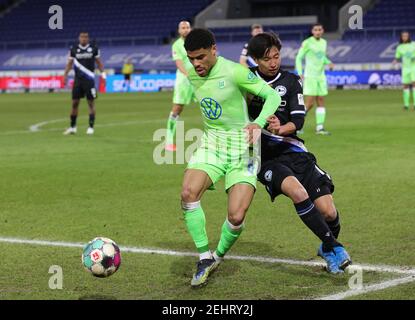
{"left": 86, "top": 127, "right": 94, "bottom": 135}
{"left": 63, "top": 127, "right": 77, "bottom": 135}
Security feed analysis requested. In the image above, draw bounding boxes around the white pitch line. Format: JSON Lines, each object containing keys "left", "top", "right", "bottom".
{"left": 0, "top": 119, "right": 167, "bottom": 136}
{"left": 29, "top": 118, "right": 67, "bottom": 132}
{"left": 0, "top": 236, "right": 414, "bottom": 276}
{"left": 317, "top": 275, "right": 415, "bottom": 300}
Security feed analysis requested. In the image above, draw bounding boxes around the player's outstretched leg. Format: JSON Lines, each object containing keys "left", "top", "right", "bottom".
{"left": 314, "top": 195, "right": 352, "bottom": 270}
{"left": 181, "top": 169, "right": 217, "bottom": 287}
{"left": 64, "top": 100, "right": 80, "bottom": 135}
{"left": 165, "top": 104, "right": 183, "bottom": 151}
{"left": 281, "top": 176, "right": 343, "bottom": 273}
{"left": 213, "top": 183, "right": 254, "bottom": 264}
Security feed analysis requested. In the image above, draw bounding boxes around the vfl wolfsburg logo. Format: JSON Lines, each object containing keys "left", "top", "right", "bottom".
{"left": 200, "top": 97, "right": 222, "bottom": 120}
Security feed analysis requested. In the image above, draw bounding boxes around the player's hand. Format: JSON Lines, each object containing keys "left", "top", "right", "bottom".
{"left": 329, "top": 63, "right": 335, "bottom": 71}
{"left": 244, "top": 123, "right": 262, "bottom": 144}
{"left": 266, "top": 115, "right": 281, "bottom": 134}
{"left": 300, "top": 75, "right": 304, "bottom": 81}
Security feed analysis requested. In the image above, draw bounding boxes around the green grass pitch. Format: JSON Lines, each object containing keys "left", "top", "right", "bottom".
{"left": 0, "top": 89, "right": 414, "bottom": 300}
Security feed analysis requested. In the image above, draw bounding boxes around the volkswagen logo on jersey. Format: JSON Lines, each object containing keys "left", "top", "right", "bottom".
{"left": 200, "top": 97, "right": 222, "bottom": 120}
{"left": 276, "top": 85, "right": 287, "bottom": 96}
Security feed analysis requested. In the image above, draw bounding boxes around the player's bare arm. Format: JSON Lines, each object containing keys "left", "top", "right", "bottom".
{"left": 266, "top": 115, "right": 297, "bottom": 136}
{"left": 95, "top": 57, "right": 105, "bottom": 75}
{"left": 175, "top": 59, "right": 188, "bottom": 77}
{"left": 63, "top": 59, "right": 73, "bottom": 85}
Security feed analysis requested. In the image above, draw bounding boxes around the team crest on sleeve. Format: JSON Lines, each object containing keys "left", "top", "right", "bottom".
{"left": 264, "top": 170, "right": 273, "bottom": 182}
{"left": 200, "top": 97, "right": 222, "bottom": 120}
{"left": 275, "top": 85, "right": 287, "bottom": 96}
{"left": 218, "top": 80, "right": 225, "bottom": 89}
{"left": 247, "top": 71, "right": 256, "bottom": 81}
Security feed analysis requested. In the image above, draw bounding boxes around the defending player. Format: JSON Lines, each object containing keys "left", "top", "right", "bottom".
{"left": 63, "top": 31, "right": 105, "bottom": 135}
{"left": 392, "top": 31, "right": 415, "bottom": 110}
{"left": 165, "top": 21, "right": 193, "bottom": 151}
{"left": 239, "top": 24, "right": 264, "bottom": 68}
{"left": 181, "top": 29, "right": 281, "bottom": 287}
{"left": 248, "top": 32, "right": 351, "bottom": 273}
{"left": 295, "top": 23, "right": 333, "bottom": 135}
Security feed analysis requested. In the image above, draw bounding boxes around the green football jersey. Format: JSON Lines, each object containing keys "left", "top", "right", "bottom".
{"left": 395, "top": 42, "right": 415, "bottom": 71}
{"left": 172, "top": 37, "right": 193, "bottom": 72}
{"left": 188, "top": 56, "right": 270, "bottom": 131}
{"left": 295, "top": 36, "right": 331, "bottom": 78}
{"left": 187, "top": 56, "right": 280, "bottom": 154}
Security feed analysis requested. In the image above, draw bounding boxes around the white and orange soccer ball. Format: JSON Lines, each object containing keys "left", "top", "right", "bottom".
{"left": 82, "top": 237, "right": 121, "bottom": 278}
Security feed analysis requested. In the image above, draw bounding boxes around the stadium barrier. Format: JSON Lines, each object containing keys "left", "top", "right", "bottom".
{"left": 0, "top": 70, "right": 402, "bottom": 93}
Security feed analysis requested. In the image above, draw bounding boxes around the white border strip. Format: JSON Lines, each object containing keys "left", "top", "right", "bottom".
{"left": 317, "top": 275, "right": 415, "bottom": 300}
{"left": 2, "top": 236, "right": 415, "bottom": 300}
{"left": 0, "top": 236, "right": 414, "bottom": 275}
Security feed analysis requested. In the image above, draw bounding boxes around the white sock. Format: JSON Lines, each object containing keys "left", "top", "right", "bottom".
{"left": 169, "top": 112, "right": 179, "bottom": 121}
{"left": 199, "top": 251, "right": 212, "bottom": 261}
{"left": 212, "top": 251, "right": 223, "bottom": 262}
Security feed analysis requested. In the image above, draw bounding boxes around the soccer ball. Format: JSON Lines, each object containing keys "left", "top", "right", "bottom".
{"left": 82, "top": 237, "right": 121, "bottom": 278}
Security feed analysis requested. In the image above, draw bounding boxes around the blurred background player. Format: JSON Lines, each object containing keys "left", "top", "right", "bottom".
{"left": 63, "top": 31, "right": 105, "bottom": 135}
{"left": 392, "top": 31, "right": 415, "bottom": 110}
{"left": 239, "top": 24, "right": 263, "bottom": 68}
{"left": 165, "top": 21, "right": 193, "bottom": 151}
{"left": 295, "top": 23, "right": 334, "bottom": 135}
{"left": 121, "top": 58, "right": 134, "bottom": 92}
{"left": 247, "top": 32, "right": 351, "bottom": 273}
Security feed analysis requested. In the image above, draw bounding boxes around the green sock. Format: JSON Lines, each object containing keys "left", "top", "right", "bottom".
{"left": 183, "top": 202, "right": 209, "bottom": 253}
{"left": 403, "top": 89, "right": 410, "bottom": 108}
{"left": 315, "top": 106, "right": 326, "bottom": 131}
{"left": 166, "top": 112, "right": 178, "bottom": 145}
{"left": 215, "top": 220, "right": 244, "bottom": 257}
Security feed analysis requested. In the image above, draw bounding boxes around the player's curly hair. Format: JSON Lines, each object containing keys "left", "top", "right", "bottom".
{"left": 184, "top": 28, "right": 216, "bottom": 51}
{"left": 248, "top": 32, "right": 282, "bottom": 60}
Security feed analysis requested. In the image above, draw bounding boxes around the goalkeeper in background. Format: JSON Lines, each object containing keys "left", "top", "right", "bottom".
{"left": 165, "top": 21, "right": 193, "bottom": 151}
{"left": 121, "top": 59, "right": 134, "bottom": 92}
{"left": 392, "top": 31, "right": 415, "bottom": 110}
{"left": 295, "top": 23, "right": 334, "bottom": 135}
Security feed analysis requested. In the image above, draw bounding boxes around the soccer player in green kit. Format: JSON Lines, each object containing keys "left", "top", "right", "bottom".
{"left": 181, "top": 29, "right": 281, "bottom": 287}
{"left": 295, "top": 23, "right": 334, "bottom": 135}
{"left": 165, "top": 21, "right": 193, "bottom": 151}
{"left": 393, "top": 31, "right": 415, "bottom": 110}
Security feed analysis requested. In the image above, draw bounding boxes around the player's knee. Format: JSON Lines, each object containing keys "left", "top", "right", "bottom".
{"left": 227, "top": 214, "right": 245, "bottom": 227}
{"left": 318, "top": 202, "right": 337, "bottom": 221}
{"left": 290, "top": 186, "right": 309, "bottom": 203}
{"left": 181, "top": 185, "right": 200, "bottom": 203}
{"left": 228, "top": 206, "right": 248, "bottom": 226}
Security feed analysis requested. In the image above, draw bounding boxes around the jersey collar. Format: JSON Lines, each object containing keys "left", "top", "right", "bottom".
{"left": 78, "top": 43, "right": 90, "bottom": 50}
{"left": 255, "top": 70, "right": 281, "bottom": 85}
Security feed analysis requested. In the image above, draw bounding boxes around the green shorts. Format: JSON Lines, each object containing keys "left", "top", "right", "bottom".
{"left": 173, "top": 72, "right": 194, "bottom": 105}
{"left": 303, "top": 76, "right": 328, "bottom": 96}
{"left": 402, "top": 68, "right": 415, "bottom": 85}
{"left": 187, "top": 146, "right": 258, "bottom": 191}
